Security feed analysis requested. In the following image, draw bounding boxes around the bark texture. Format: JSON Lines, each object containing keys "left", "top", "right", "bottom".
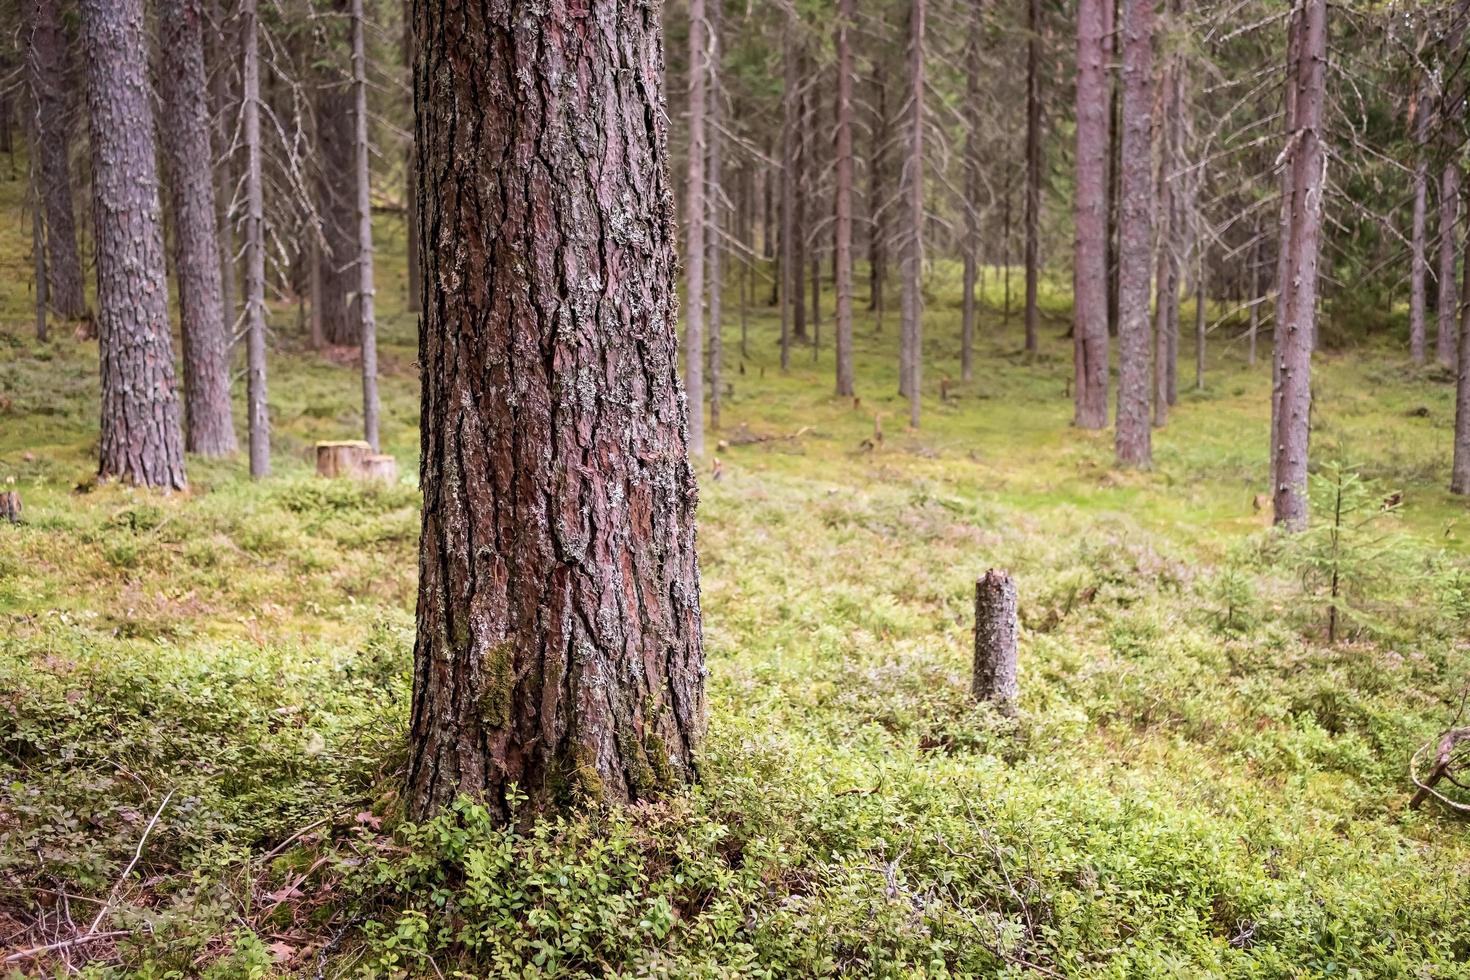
{"left": 242, "top": 0, "right": 269, "bottom": 478}
{"left": 352, "top": 0, "right": 380, "bottom": 451}
{"left": 834, "top": 0, "right": 856, "bottom": 397}
{"left": 1271, "top": 0, "right": 1326, "bottom": 529}
{"left": 1022, "top": 0, "right": 1041, "bottom": 354}
{"left": 159, "top": 0, "right": 237, "bottom": 457}
{"left": 901, "top": 0, "right": 925, "bottom": 427}
{"left": 1453, "top": 181, "right": 1470, "bottom": 495}
{"left": 973, "top": 569, "right": 1019, "bottom": 709}
{"left": 685, "top": 0, "right": 706, "bottom": 456}
{"left": 407, "top": 0, "right": 706, "bottom": 823}
{"left": 1113, "top": 0, "right": 1155, "bottom": 467}
{"left": 1409, "top": 79, "right": 1429, "bottom": 365}
{"left": 1438, "top": 164, "right": 1460, "bottom": 369}
{"left": 779, "top": 20, "right": 797, "bottom": 371}
{"left": 316, "top": 6, "right": 358, "bottom": 348}
{"left": 24, "top": 0, "right": 86, "bottom": 320}
{"left": 81, "top": 0, "right": 188, "bottom": 490}
{"left": 706, "top": 0, "right": 723, "bottom": 431}
{"left": 1073, "top": 0, "right": 1110, "bottom": 429}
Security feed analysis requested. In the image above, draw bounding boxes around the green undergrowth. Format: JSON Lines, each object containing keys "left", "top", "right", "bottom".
{"left": 2, "top": 152, "right": 1470, "bottom": 976}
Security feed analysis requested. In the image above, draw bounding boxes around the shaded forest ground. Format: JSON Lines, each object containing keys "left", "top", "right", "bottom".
{"left": 2, "top": 153, "right": 1470, "bottom": 976}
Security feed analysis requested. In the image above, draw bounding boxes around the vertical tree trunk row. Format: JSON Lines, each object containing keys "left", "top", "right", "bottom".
{"left": 25, "top": 0, "right": 87, "bottom": 321}
{"left": 901, "top": 0, "right": 926, "bottom": 427}
{"left": 834, "top": 0, "right": 856, "bottom": 396}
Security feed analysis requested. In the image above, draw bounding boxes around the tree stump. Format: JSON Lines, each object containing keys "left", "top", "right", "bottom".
{"left": 0, "top": 491, "right": 20, "bottom": 524}
{"left": 360, "top": 453, "right": 399, "bottom": 483}
{"left": 973, "top": 568, "right": 1019, "bottom": 710}
{"left": 316, "top": 440, "right": 372, "bottom": 478}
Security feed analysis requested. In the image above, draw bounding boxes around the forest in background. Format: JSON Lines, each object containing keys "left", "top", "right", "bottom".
{"left": 2, "top": 0, "right": 1470, "bottom": 975}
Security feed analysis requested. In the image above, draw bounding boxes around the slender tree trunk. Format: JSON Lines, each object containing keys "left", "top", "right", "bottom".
{"left": 780, "top": 21, "right": 797, "bottom": 370}
{"left": 869, "top": 76, "right": 888, "bottom": 323}
{"left": 209, "top": 0, "right": 237, "bottom": 342}
{"left": 1074, "top": 0, "right": 1110, "bottom": 427}
{"left": 1023, "top": 0, "right": 1041, "bottom": 354}
{"left": 316, "top": 5, "right": 358, "bottom": 348}
{"left": 901, "top": 0, "right": 925, "bottom": 427}
{"left": 1438, "top": 163, "right": 1460, "bottom": 368}
{"left": 1410, "top": 77, "right": 1429, "bottom": 365}
{"left": 1269, "top": 9, "right": 1301, "bottom": 492}
{"left": 242, "top": 0, "right": 269, "bottom": 478}
{"left": 684, "top": 0, "right": 706, "bottom": 455}
{"left": 834, "top": 0, "right": 856, "bottom": 396}
{"left": 1271, "top": 0, "right": 1327, "bottom": 529}
{"left": 351, "top": 0, "right": 380, "bottom": 452}
{"left": 1248, "top": 214, "right": 1261, "bottom": 366}
{"left": 1105, "top": 0, "right": 1120, "bottom": 339}
{"left": 1153, "top": 201, "right": 1175, "bottom": 428}
{"left": 25, "top": 0, "right": 87, "bottom": 321}
{"left": 793, "top": 81, "right": 809, "bottom": 345}
{"left": 961, "top": 7, "right": 980, "bottom": 385}
{"left": 1194, "top": 252, "right": 1206, "bottom": 390}
{"left": 159, "top": 0, "right": 237, "bottom": 458}
{"left": 1453, "top": 182, "right": 1470, "bottom": 494}
{"left": 1113, "top": 0, "right": 1155, "bottom": 467}
{"left": 707, "top": 0, "right": 723, "bottom": 431}
{"left": 402, "top": 0, "right": 421, "bottom": 314}
{"left": 407, "top": 0, "right": 705, "bottom": 823}
{"left": 27, "top": 116, "right": 46, "bottom": 342}
{"left": 81, "top": 0, "right": 188, "bottom": 489}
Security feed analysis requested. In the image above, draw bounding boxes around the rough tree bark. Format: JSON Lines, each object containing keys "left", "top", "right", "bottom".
{"left": 973, "top": 569, "right": 1019, "bottom": 710}
{"left": 1271, "top": 0, "right": 1327, "bottom": 529}
{"left": 406, "top": 0, "right": 706, "bottom": 823}
{"left": 686, "top": 0, "right": 706, "bottom": 456}
{"left": 1438, "top": 163, "right": 1460, "bottom": 368}
{"left": 1023, "top": 0, "right": 1041, "bottom": 355}
{"left": 242, "top": 0, "right": 269, "bottom": 478}
{"left": 1248, "top": 213, "right": 1261, "bottom": 366}
{"left": 1113, "top": 0, "right": 1155, "bottom": 468}
{"left": 159, "top": 0, "right": 237, "bottom": 458}
{"left": 901, "top": 0, "right": 925, "bottom": 427}
{"left": 24, "top": 0, "right": 87, "bottom": 321}
{"left": 961, "top": 5, "right": 980, "bottom": 386}
{"left": 352, "top": 0, "right": 380, "bottom": 451}
{"left": 1073, "top": 0, "right": 1110, "bottom": 428}
{"left": 402, "top": 0, "right": 421, "bottom": 314}
{"left": 208, "top": 0, "right": 237, "bottom": 337}
{"left": 834, "top": 0, "right": 856, "bottom": 396}
{"left": 1453, "top": 181, "right": 1470, "bottom": 494}
{"left": 869, "top": 76, "right": 889, "bottom": 323}
{"left": 80, "top": 0, "right": 188, "bottom": 490}
{"left": 316, "top": 3, "right": 358, "bottom": 348}
{"left": 1410, "top": 77, "right": 1429, "bottom": 365}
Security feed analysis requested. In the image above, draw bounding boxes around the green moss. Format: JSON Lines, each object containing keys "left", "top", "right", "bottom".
{"left": 477, "top": 640, "right": 514, "bottom": 729}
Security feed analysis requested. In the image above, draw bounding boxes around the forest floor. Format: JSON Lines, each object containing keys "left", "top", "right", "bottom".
{"left": 2, "top": 157, "right": 1470, "bottom": 976}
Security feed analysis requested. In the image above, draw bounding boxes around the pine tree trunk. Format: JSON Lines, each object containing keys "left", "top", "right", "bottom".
{"left": 27, "top": 122, "right": 46, "bottom": 342}
{"left": 1194, "top": 254, "right": 1206, "bottom": 390}
{"left": 1073, "top": 0, "right": 1110, "bottom": 428}
{"left": 900, "top": 0, "right": 925, "bottom": 426}
{"left": 242, "top": 0, "right": 269, "bottom": 478}
{"left": 973, "top": 569, "right": 1019, "bottom": 709}
{"left": 1437, "top": 164, "right": 1460, "bottom": 368}
{"left": 81, "top": 0, "right": 188, "bottom": 490}
{"left": 793, "top": 81, "right": 809, "bottom": 346}
{"left": 208, "top": 0, "right": 237, "bottom": 340}
{"left": 24, "top": 0, "right": 87, "bottom": 321}
{"left": 707, "top": 0, "right": 723, "bottom": 431}
{"left": 1113, "top": 0, "right": 1155, "bottom": 468}
{"left": 1409, "top": 78, "right": 1429, "bottom": 365}
{"left": 1453, "top": 180, "right": 1470, "bottom": 494}
{"left": 834, "top": 0, "right": 856, "bottom": 396}
{"left": 1269, "top": 9, "right": 1301, "bottom": 493}
{"left": 1248, "top": 214, "right": 1261, "bottom": 366}
{"left": 316, "top": 7, "right": 358, "bottom": 348}
{"left": 869, "top": 76, "right": 889, "bottom": 323}
{"left": 407, "top": 0, "right": 705, "bottom": 823}
{"left": 780, "top": 21, "right": 797, "bottom": 371}
{"left": 1023, "top": 0, "right": 1042, "bottom": 355}
{"left": 160, "top": 0, "right": 237, "bottom": 458}
{"left": 961, "top": 8, "right": 980, "bottom": 386}
{"left": 685, "top": 0, "right": 706, "bottom": 456}
{"left": 352, "top": 0, "right": 380, "bottom": 451}
{"left": 1271, "top": 0, "right": 1327, "bottom": 529}
{"left": 402, "top": 0, "right": 421, "bottom": 314}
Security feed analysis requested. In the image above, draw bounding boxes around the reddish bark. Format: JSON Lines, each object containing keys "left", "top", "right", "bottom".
{"left": 1073, "top": 0, "right": 1110, "bottom": 428}
{"left": 1113, "top": 0, "right": 1155, "bottom": 467}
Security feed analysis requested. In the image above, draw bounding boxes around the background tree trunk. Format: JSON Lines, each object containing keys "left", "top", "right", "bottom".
{"left": 1453, "top": 182, "right": 1470, "bottom": 494}
{"left": 402, "top": 0, "right": 421, "bottom": 314}
{"left": 208, "top": 0, "right": 237, "bottom": 339}
{"left": 707, "top": 0, "right": 723, "bottom": 431}
{"left": 834, "top": 0, "right": 856, "bottom": 396}
{"left": 352, "top": 0, "right": 380, "bottom": 451}
{"left": 868, "top": 76, "right": 888, "bottom": 324}
{"left": 901, "top": 0, "right": 926, "bottom": 427}
{"left": 1023, "top": 0, "right": 1042, "bottom": 355}
{"left": 316, "top": 5, "right": 357, "bottom": 348}
{"left": 780, "top": 20, "right": 796, "bottom": 371}
{"left": 1073, "top": 0, "right": 1110, "bottom": 428}
{"left": 24, "top": 0, "right": 87, "bottom": 321}
{"left": 1113, "top": 0, "right": 1155, "bottom": 467}
{"left": 1409, "top": 77, "right": 1429, "bottom": 365}
{"left": 160, "top": 0, "right": 237, "bottom": 458}
{"left": 686, "top": 0, "right": 706, "bottom": 456}
{"left": 407, "top": 0, "right": 705, "bottom": 823}
{"left": 1437, "top": 163, "right": 1460, "bottom": 368}
{"left": 1272, "top": 0, "right": 1327, "bottom": 529}
{"left": 81, "top": 0, "right": 188, "bottom": 490}
{"left": 242, "top": 0, "right": 269, "bottom": 478}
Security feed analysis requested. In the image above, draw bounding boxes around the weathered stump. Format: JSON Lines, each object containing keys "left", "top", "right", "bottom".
{"left": 973, "top": 568, "right": 1019, "bottom": 709}
{"left": 316, "top": 440, "right": 372, "bottom": 478}
{"left": 360, "top": 453, "right": 399, "bottom": 483}
{"left": 0, "top": 491, "right": 20, "bottom": 523}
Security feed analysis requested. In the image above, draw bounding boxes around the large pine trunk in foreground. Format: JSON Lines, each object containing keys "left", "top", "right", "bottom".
{"left": 159, "top": 0, "right": 237, "bottom": 458}
{"left": 407, "top": 0, "right": 706, "bottom": 823}
{"left": 1113, "top": 0, "right": 1155, "bottom": 467}
{"left": 81, "top": 0, "right": 187, "bottom": 489}
{"left": 24, "top": 0, "right": 87, "bottom": 321}
{"left": 1271, "top": 0, "right": 1326, "bottom": 529}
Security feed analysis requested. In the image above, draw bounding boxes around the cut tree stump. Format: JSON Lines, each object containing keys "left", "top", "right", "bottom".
{"left": 973, "top": 568, "right": 1019, "bottom": 710}
{"left": 0, "top": 491, "right": 20, "bottom": 523}
{"left": 316, "top": 440, "right": 373, "bottom": 478}
{"left": 360, "top": 454, "right": 399, "bottom": 483}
